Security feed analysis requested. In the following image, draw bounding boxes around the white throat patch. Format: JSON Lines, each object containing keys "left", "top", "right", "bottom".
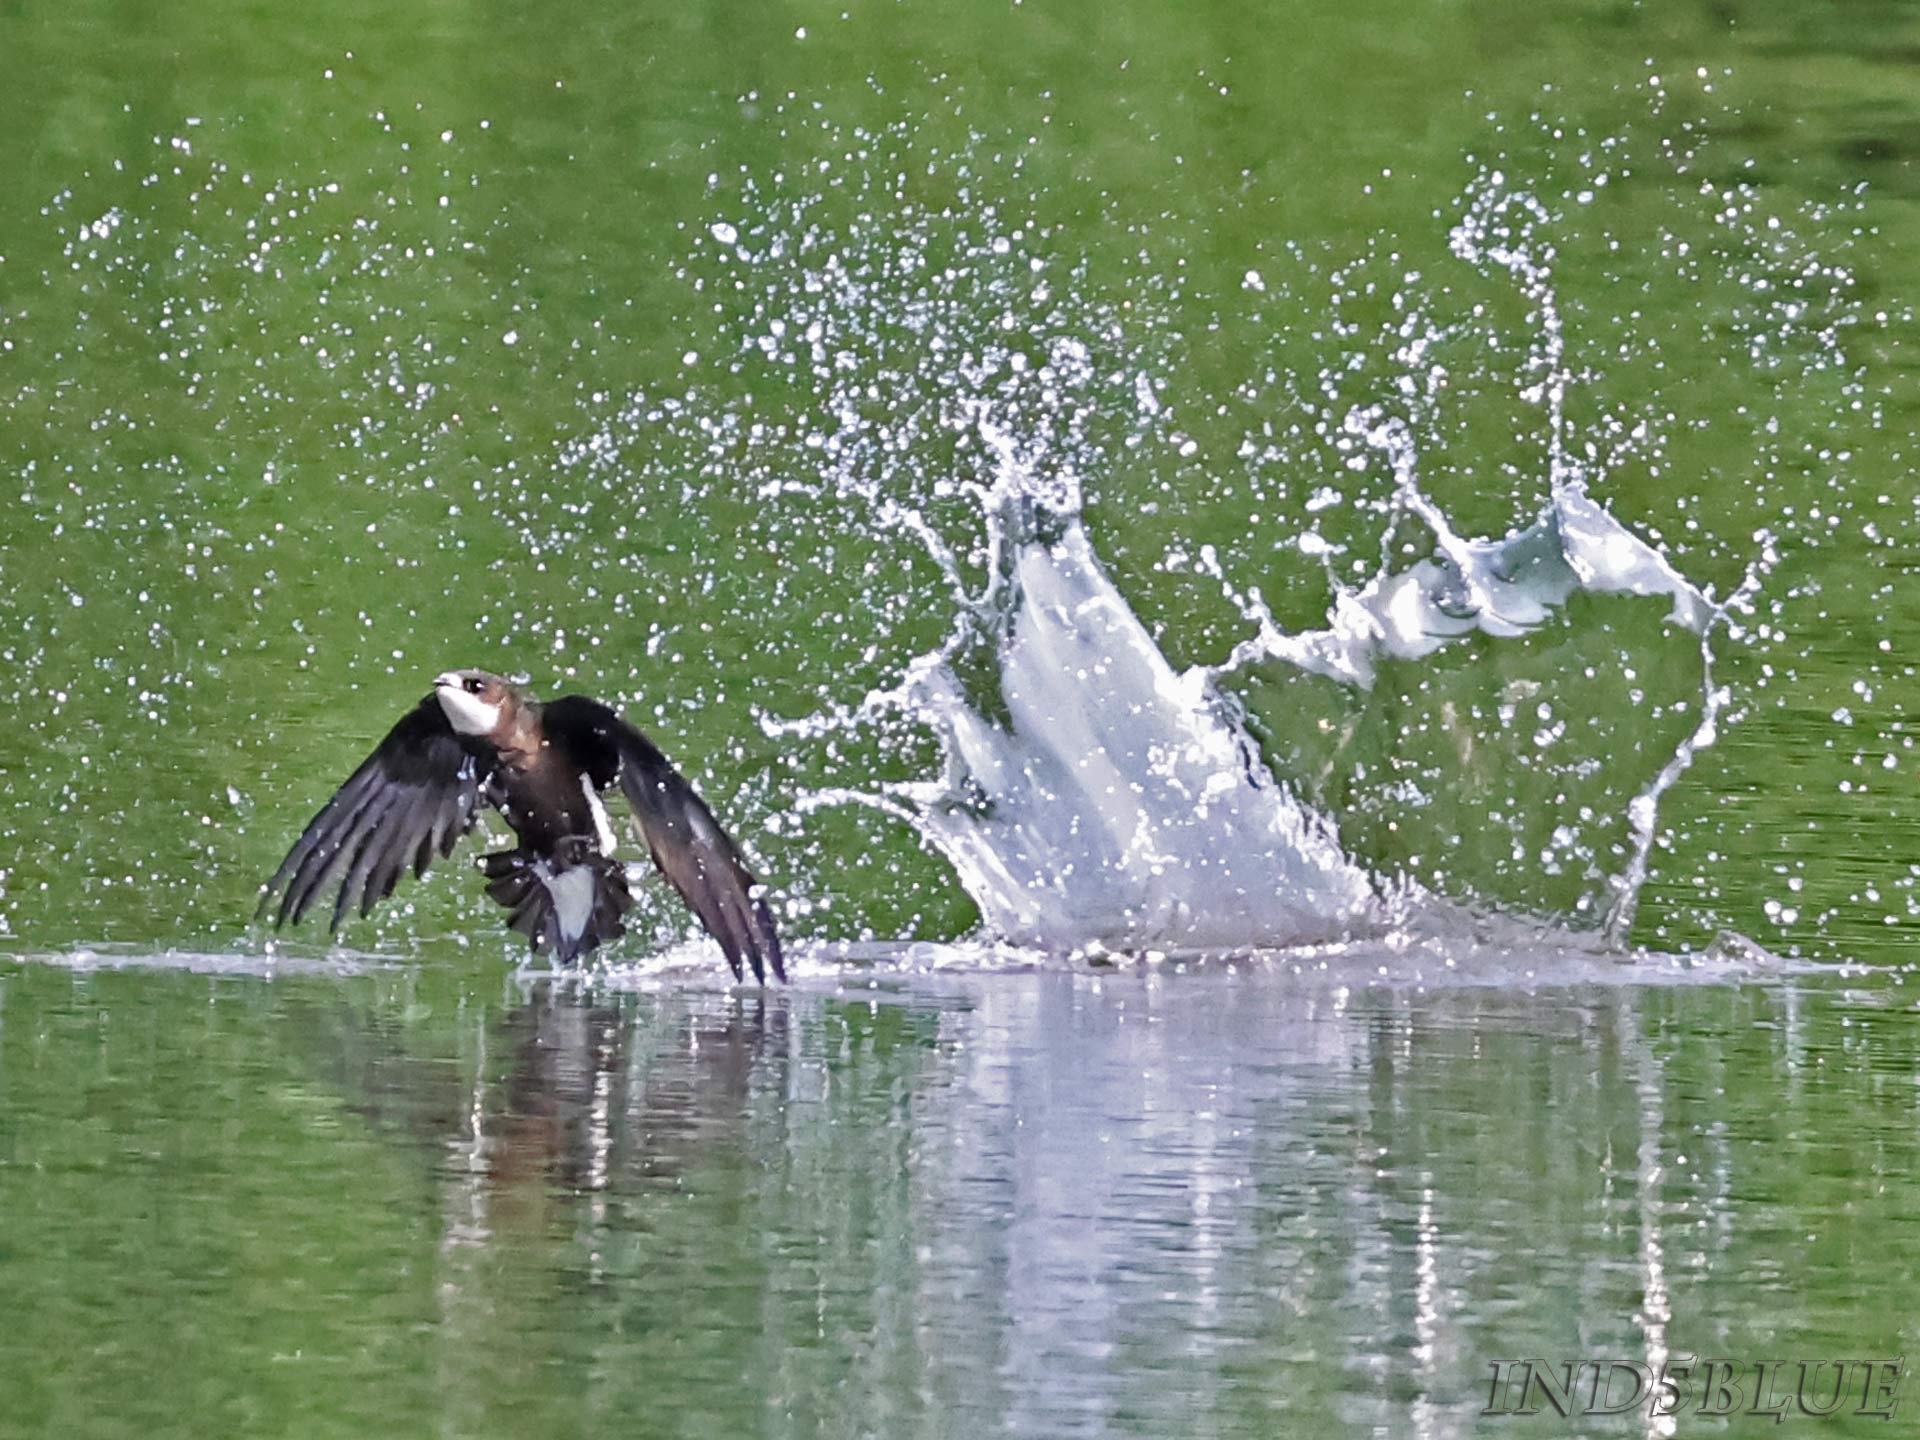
{"left": 437, "top": 686, "right": 502, "bottom": 737}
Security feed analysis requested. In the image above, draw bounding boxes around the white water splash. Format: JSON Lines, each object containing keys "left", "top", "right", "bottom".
{"left": 771, "top": 433, "right": 1389, "bottom": 952}
{"left": 1206, "top": 472, "right": 1714, "bottom": 691}
{"left": 761, "top": 172, "right": 1765, "bottom": 953}
{"left": 1209, "top": 182, "right": 1717, "bottom": 691}
{"left": 632, "top": 118, "right": 1852, "bottom": 959}
{"left": 1192, "top": 175, "right": 1782, "bottom": 940}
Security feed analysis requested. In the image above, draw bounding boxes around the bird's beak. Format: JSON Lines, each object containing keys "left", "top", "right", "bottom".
{"left": 433, "top": 671, "right": 461, "bottom": 690}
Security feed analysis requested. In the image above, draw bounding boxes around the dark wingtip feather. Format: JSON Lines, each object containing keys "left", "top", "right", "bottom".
{"left": 754, "top": 898, "right": 786, "bottom": 984}
{"left": 256, "top": 694, "right": 492, "bottom": 939}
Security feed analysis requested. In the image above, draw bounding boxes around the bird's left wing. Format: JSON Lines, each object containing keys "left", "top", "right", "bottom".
{"left": 542, "top": 696, "right": 785, "bottom": 983}
{"left": 259, "top": 694, "right": 496, "bottom": 933}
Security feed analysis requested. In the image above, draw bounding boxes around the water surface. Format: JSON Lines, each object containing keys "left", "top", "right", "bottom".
{"left": 2, "top": 950, "right": 1912, "bottom": 1438}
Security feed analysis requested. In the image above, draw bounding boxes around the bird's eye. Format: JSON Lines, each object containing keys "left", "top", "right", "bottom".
{"left": 464, "top": 678, "right": 483, "bottom": 694}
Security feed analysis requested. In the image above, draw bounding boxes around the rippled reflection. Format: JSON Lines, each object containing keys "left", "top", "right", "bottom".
{"left": 6, "top": 960, "right": 1877, "bottom": 1437}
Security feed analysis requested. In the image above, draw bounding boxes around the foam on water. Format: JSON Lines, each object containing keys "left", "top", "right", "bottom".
{"left": 14, "top": 946, "right": 395, "bottom": 979}
{"left": 4, "top": 921, "right": 1830, "bottom": 993}
{"left": 504, "top": 914, "right": 1830, "bottom": 992}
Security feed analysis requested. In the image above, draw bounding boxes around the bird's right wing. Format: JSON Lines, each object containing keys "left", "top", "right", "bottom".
{"left": 542, "top": 695, "right": 785, "bottom": 983}
{"left": 258, "top": 694, "right": 496, "bottom": 933}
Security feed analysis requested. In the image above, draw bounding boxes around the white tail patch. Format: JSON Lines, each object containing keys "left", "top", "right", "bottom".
{"left": 544, "top": 864, "right": 596, "bottom": 948}
{"left": 580, "top": 775, "right": 618, "bottom": 855}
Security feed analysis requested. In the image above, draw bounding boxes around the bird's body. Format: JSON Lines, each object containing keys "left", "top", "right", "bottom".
{"left": 259, "top": 670, "right": 784, "bottom": 981}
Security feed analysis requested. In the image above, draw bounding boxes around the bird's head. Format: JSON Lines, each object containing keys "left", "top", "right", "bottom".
{"left": 434, "top": 668, "right": 518, "bottom": 738}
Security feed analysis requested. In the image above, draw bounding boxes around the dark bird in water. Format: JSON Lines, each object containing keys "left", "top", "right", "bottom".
{"left": 258, "top": 669, "right": 784, "bottom": 981}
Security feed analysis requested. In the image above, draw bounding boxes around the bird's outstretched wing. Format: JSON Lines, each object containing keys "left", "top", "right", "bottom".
{"left": 259, "top": 694, "right": 496, "bottom": 932}
{"left": 542, "top": 695, "right": 784, "bottom": 983}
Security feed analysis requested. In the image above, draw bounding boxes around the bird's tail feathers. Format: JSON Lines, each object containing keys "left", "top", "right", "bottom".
{"left": 480, "top": 844, "right": 633, "bottom": 966}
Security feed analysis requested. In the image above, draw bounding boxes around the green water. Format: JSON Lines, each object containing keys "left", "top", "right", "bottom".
{"left": 4, "top": 0, "right": 1920, "bottom": 1432}
{"left": 3, "top": 959, "right": 1917, "bottom": 1438}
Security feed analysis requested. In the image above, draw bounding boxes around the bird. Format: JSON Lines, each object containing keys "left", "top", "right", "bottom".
{"left": 257, "top": 669, "right": 784, "bottom": 981}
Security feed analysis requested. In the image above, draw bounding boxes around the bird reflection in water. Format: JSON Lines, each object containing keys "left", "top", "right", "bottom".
{"left": 301, "top": 981, "right": 790, "bottom": 1251}
{"left": 450, "top": 985, "right": 788, "bottom": 1245}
